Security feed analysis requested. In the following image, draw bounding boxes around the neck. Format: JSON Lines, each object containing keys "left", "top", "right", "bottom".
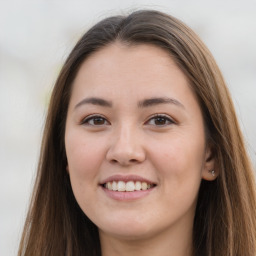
{"left": 99, "top": 224, "right": 193, "bottom": 256}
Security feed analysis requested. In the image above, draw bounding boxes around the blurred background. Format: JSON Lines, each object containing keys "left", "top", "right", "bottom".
{"left": 0, "top": 0, "right": 255, "bottom": 255}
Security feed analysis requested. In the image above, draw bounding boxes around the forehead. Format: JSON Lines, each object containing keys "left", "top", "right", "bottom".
{"left": 70, "top": 42, "right": 191, "bottom": 98}
{"left": 67, "top": 42, "right": 204, "bottom": 128}
{"left": 80, "top": 42, "right": 177, "bottom": 74}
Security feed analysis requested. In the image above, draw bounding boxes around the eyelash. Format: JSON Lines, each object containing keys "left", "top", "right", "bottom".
{"left": 81, "top": 115, "right": 110, "bottom": 126}
{"left": 81, "top": 114, "right": 175, "bottom": 127}
{"left": 146, "top": 114, "right": 175, "bottom": 126}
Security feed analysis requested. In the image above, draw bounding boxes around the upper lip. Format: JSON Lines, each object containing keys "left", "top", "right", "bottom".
{"left": 100, "top": 174, "right": 156, "bottom": 185}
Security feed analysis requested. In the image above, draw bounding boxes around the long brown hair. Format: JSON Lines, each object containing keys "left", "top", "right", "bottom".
{"left": 18, "top": 10, "right": 256, "bottom": 256}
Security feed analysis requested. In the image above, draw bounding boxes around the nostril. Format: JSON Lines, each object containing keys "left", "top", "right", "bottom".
{"left": 109, "top": 158, "right": 139, "bottom": 165}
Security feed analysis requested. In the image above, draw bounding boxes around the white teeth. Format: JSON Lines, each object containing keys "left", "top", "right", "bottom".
{"left": 112, "top": 181, "right": 117, "bottom": 191}
{"left": 104, "top": 180, "right": 154, "bottom": 192}
{"left": 107, "top": 182, "right": 112, "bottom": 190}
{"left": 126, "top": 181, "right": 135, "bottom": 192}
{"left": 141, "top": 182, "right": 148, "bottom": 190}
{"left": 117, "top": 181, "right": 126, "bottom": 191}
{"left": 135, "top": 181, "right": 142, "bottom": 191}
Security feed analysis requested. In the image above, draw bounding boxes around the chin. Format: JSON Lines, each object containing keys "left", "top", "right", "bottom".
{"left": 100, "top": 226, "right": 154, "bottom": 241}
{"left": 97, "top": 215, "right": 158, "bottom": 240}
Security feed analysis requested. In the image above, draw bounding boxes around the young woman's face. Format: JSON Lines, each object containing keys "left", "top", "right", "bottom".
{"left": 65, "top": 43, "right": 215, "bottom": 241}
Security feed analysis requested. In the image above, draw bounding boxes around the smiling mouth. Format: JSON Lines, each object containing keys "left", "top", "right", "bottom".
{"left": 102, "top": 181, "right": 156, "bottom": 192}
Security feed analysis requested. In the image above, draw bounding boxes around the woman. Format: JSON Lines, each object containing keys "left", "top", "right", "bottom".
{"left": 18, "top": 10, "right": 256, "bottom": 256}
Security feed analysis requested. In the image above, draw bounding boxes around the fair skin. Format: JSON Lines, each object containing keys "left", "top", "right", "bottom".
{"left": 65, "top": 42, "right": 216, "bottom": 256}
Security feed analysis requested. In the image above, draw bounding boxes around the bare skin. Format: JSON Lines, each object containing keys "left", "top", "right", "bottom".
{"left": 65, "top": 42, "right": 216, "bottom": 256}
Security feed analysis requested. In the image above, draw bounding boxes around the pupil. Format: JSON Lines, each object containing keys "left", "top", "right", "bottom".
{"left": 94, "top": 117, "right": 104, "bottom": 124}
{"left": 155, "top": 117, "right": 166, "bottom": 125}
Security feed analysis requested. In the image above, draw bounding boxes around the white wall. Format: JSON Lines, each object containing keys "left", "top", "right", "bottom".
{"left": 0, "top": 1, "right": 255, "bottom": 255}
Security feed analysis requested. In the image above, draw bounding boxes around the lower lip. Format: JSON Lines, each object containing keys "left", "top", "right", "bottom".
{"left": 101, "top": 186, "right": 155, "bottom": 201}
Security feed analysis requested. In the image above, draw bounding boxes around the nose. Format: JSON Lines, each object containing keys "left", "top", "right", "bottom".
{"left": 106, "top": 125, "right": 146, "bottom": 166}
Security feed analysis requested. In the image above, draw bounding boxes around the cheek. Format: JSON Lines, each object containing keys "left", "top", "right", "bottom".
{"left": 143, "top": 135, "right": 204, "bottom": 228}
{"left": 65, "top": 131, "right": 107, "bottom": 193}
{"left": 150, "top": 132, "right": 205, "bottom": 181}
{"left": 66, "top": 129, "right": 104, "bottom": 170}
{"left": 65, "top": 132, "right": 105, "bottom": 210}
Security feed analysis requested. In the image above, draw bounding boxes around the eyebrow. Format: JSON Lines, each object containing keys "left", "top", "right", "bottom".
{"left": 74, "top": 96, "right": 184, "bottom": 110}
{"left": 138, "top": 97, "right": 185, "bottom": 109}
{"left": 74, "top": 97, "right": 112, "bottom": 109}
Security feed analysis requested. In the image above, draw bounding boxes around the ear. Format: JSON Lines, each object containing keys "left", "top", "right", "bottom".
{"left": 201, "top": 144, "right": 218, "bottom": 181}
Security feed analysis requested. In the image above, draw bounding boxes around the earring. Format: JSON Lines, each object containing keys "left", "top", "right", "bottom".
{"left": 209, "top": 170, "right": 215, "bottom": 176}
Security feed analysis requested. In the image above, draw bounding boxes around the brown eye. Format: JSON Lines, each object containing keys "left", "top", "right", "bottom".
{"left": 154, "top": 116, "right": 168, "bottom": 125}
{"left": 92, "top": 117, "right": 105, "bottom": 125}
{"left": 82, "top": 115, "right": 110, "bottom": 126}
{"left": 146, "top": 115, "right": 174, "bottom": 126}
